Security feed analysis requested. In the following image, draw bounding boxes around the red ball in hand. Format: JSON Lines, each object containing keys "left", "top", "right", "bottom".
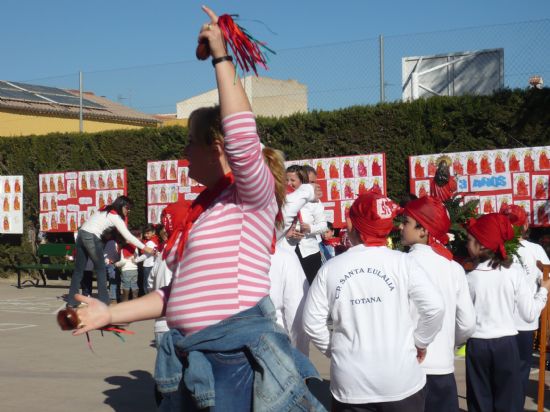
{"left": 196, "top": 41, "right": 210, "bottom": 60}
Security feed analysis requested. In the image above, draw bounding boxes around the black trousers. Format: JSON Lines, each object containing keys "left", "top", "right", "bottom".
{"left": 331, "top": 386, "right": 426, "bottom": 412}
{"left": 466, "top": 336, "right": 523, "bottom": 412}
{"left": 516, "top": 330, "right": 535, "bottom": 404}
{"left": 425, "top": 373, "right": 459, "bottom": 412}
{"left": 295, "top": 247, "right": 322, "bottom": 285}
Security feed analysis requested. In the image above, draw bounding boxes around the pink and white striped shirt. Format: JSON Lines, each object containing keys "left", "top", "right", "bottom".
{"left": 158, "top": 112, "right": 277, "bottom": 335}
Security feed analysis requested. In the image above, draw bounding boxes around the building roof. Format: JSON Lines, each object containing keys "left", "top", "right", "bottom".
{"left": 0, "top": 80, "right": 160, "bottom": 126}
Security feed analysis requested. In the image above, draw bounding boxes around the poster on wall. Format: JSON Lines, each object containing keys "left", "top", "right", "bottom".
{"left": 409, "top": 146, "right": 550, "bottom": 226}
{"left": 39, "top": 169, "right": 127, "bottom": 232}
{"left": 146, "top": 160, "right": 204, "bottom": 224}
{"left": 0, "top": 175, "right": 24, "bottom": 234}
{"left": 286, "top": 153, "right": 387, "bottom": 228}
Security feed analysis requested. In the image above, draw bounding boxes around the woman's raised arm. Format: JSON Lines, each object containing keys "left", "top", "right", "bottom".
{"left": 198, "top": 5, "right": 251, "bottom": 117}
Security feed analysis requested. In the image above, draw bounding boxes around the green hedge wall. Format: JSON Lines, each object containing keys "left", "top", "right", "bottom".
{"left": 1, "top": 88, "right": 548, "bottom": 272}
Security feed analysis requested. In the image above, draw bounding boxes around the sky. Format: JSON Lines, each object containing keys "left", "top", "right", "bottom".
{"left": 1, "top": 0, "right": 549, "bottom": 113}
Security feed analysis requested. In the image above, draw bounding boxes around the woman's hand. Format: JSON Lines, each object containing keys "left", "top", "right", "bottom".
{"left": 300, "top": 223, "right": 311, "bottom": 234}
{"left": 198, "top": 6, "right": 227, "bottom": 59}
{"left": 286, "top": 226, "right": 305, "bottom": 242}
{"left": 71, "top": 294, "right": 112, "bottom": 336}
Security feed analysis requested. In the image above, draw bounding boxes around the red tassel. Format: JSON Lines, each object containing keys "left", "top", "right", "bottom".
{"left": 218, "top": 14, "right": 274, "bottom": 75}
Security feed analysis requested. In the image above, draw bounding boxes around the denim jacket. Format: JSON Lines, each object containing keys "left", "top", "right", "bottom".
{"left": 155, "top": 296, "right": 326, "bottom": 411}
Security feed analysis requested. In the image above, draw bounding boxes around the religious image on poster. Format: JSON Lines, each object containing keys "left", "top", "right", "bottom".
{"left": 0, "top": 175, "right": 23, "bottom": 234}
{"left": 39, "top": 169, "right": 126, "bottom": 232}
{"left": 409, "top": 145, "right": 550, "bottom": 226}
{"left": 146, "top": 160, "right": 204, "bottom": 224}
{"left": 286, "top": 153, "right": 387, "bottom": 228}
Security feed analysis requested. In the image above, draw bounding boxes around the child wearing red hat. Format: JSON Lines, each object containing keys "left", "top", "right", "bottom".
{"left": 500, "top": 204, "right": 550, "bottom": 403}
{"left": 465, "top": 213, "right": 550, "bottom": 412}
{"left": 303, "top": 190, "right": 445, "bottom": 411}
{"left": 400, "top": 196, "right": 476, "bottom": 412}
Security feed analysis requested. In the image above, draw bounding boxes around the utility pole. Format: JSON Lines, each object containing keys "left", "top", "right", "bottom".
{"left": 79, "top": 71, "right": 83, "bottom": 133}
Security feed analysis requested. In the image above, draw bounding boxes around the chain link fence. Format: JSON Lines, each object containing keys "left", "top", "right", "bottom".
{"left": 17, "top": 19, "right": 550, "bottom": 118}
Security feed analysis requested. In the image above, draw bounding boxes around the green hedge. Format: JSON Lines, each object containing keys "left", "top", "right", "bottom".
{"left": 1, "top": 88, "right": 548, "bottom": 272}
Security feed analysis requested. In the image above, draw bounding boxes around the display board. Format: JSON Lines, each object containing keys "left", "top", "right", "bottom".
{"left": 286, "top": 154, "right": 387, "bottom": 228}
{"left": 1, "top": 175, "right": 23, "bottom": 234}
{"left": 39, "top": 169, "right": 127, "bottom": 232}
{"left": 146, "top": 160, "right": 204, "bottom": 224}
{"left": 409, "top": 146, "right": 550, "bottom": 226}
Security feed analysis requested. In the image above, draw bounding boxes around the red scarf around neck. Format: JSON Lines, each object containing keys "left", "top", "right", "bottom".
{"left": 163, "top": 172, "right": 235, "bottom": 259}
{"left": 323, "top": 237, "right": 342, "bottom": 247}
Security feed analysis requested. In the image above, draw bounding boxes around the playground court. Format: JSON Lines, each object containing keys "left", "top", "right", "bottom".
{"left": 0, "top": 277, "right": 548, "bottom": 411}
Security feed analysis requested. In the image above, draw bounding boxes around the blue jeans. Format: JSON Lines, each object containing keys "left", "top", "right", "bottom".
{"left": 155, "top": 296, "right": 325, "bottom": 411}
{"left": 68, "top": 230, "right": 109, "bottom": 307}
{"left": 81, "top": 270, "right": 94, "bottom": 296}
{"left": 107, "top": 264, "right": 118, "bottom": 301}
{"left": 160, "top": 350, "right": 254, "bottom": 412}
{"left": 142, "top": 265, "right": 153, "bottom": 294}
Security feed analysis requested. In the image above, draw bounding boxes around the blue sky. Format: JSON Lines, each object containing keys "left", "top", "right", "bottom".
{"left": 1, "top": 0, "right": 549, "bottom": 113}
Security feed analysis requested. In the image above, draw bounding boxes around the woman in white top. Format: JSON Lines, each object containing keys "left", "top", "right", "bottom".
{"left": 286, "top": 165, "right": 327, "bottom": 284}
{"left": 66, "top": 196, "right": 154, "bottom": 308}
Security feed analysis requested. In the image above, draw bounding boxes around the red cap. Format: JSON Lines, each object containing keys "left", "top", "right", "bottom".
{"left": 466, "top": 213, "right": 514, "bottom": 259}
{"left": 499, "top": 204, "right": 527, "bottom": 227}
{"left": 403, "top": 196, "right": 453, "bottom": 260}
{"left": 349, "top": 190, "right": 401, "bottom": 246}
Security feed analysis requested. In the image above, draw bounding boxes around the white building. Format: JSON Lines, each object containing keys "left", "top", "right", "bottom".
{"left": 176, "top": 76, "right": 307, "bottom": 119}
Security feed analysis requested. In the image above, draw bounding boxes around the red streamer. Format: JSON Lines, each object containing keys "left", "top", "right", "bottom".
{"left": 218, "top": 14, "right": 274, "bottom": 75}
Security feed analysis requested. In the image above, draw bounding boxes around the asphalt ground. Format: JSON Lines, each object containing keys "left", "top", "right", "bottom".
{"left": 1, "top": 276, "right": 549, "bottom": 411}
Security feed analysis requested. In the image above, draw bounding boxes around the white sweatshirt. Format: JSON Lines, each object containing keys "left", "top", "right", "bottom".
{"left": 277, "top": 184, "right": 315, "bottom": 252}
{"left": 468, "top": 260, "right": 548, "bottom": 339}
{"left": 134, "top": 240, "right": 157, "bottom": 267}
{"left": 296, "top": 201, "right": 327, "bottom": 258}
{"left": 514, "top": 239, "right": 550, "bottom": 331}
{"left": 81, "top": 211, "right": 145, "bottom": 250}
{"left": 115, "top": 250, "right": 138, "bottom": 272}
{"left": 279, "top": 184, "right": 316, "bottom": 238}
{"left": 303, "top": 245, "right": 444, "bottom": 404}
{"left": 269, "top": 247, "right": 310, "bottom": 356}
{"left": 408, "top": 244, "right": 476, "bottom": 375}
{"left": 147, "top": 258, "right": 173, "bottom": 333}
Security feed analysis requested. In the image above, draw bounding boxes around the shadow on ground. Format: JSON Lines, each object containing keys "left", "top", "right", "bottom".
{"left": 103, "top": 370, "right": 157, "bottom": 411}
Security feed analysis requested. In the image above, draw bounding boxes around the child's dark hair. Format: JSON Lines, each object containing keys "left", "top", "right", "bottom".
{"left": 104, "top": 195, "right": 133, "bottom": 219}
{"left": 286, "top": 165, "right": 309, "bottom": 184}
{"left": 326, "top": 221, "right": 341, "bottom": 237}
{"left": 142, "top": 224, "right": 156, "bottom": 235}
{"left": 101, "top": 227, "right": 117, "bottom": 242}
{"left": 303, "top": 165, "right": 317, "bottom": 177}
{"left": 475, "top": 248, "right": 513, "bottom": 270}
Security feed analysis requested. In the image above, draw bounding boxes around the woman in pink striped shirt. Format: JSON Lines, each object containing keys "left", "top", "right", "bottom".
{"left": 70, "top": 6, "right": 324, "bottom": 411}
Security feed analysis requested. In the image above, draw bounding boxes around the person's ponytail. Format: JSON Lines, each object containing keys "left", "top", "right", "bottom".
{"left": 262, "top": 147, "right": 286, "bottom": 229}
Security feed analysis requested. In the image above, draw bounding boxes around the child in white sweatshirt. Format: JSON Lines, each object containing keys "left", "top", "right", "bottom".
{"left": 401, "top": 196, "right": 476, "bottom": 412}
{"left": 500, "top": 204, "right": 550, "bottom": 404}
{"left": 303, "top": 190, "right": 445, "bottom": 411}
{"left": 465, "top": 213, "right": 550, "bottom": 412}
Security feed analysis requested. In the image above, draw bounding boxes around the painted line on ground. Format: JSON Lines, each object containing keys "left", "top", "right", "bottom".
{"left": 0, "top": 323, "right": 37, "bottom": 331}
